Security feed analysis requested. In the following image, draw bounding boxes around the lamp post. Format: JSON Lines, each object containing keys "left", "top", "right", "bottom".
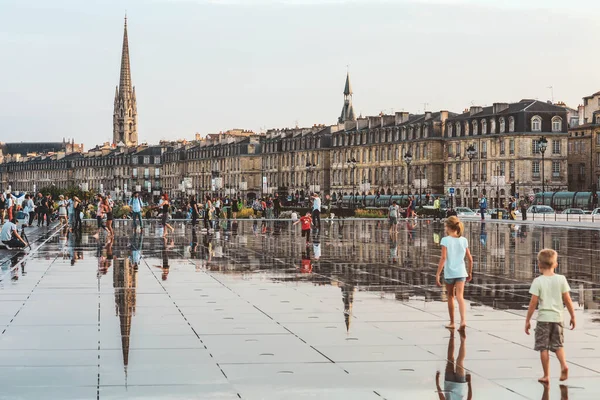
{"left": 538, "top": 136, "right": 548, "bottom": 204}
{"left": 495, "top": 165, "right": 501, "bottom": 208}
{"left": 305, "top": 162, "right": 316, "bottom": 193}
{"left": 403, "top": 151, "right": 412, "bottom": 197}
{"left": 467, "top": 144, "right": 477, "bottom": 209}
{"left": 346, "top": 158, "right": 357, "bottom": 208}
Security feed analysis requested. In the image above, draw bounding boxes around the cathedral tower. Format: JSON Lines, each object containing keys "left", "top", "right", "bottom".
{"left": 113, "top": 16, "right": 138, "bottom": 146}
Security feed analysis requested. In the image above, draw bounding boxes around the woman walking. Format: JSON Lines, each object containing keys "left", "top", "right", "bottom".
{"left": 157, "top": 193, "right": 175, "bottom": 237}
{"left": 104, "top": 197, "right": 114, "bottom": 237}
{"left": 58, "top": 195, "right": 68, "bottom": 226}
{"left": 93, "top": 195, "right": 110, "bottom": 239}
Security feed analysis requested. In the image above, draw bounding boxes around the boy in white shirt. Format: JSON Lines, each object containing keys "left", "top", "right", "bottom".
{"left": 525, "top": 249, "right": 576, "bottom": 384}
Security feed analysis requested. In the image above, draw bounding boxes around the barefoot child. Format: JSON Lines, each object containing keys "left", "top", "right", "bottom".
{"left": 436, "top": 216, "right": 473, "bottom": 331}
{"left": 293, "top": 211, "right": 312, "bottom": 245}
{"left": 525, "top": 249, "right": 575, "bottom": 384}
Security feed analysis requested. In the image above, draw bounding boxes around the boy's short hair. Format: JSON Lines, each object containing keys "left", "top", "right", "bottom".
{"left": 538, "top": 249, "right": 558, "bottom": 270}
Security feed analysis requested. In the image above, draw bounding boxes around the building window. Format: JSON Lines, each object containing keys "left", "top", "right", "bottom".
{"left": 448, "top": 143, "right": 453, "bottom": 156}
{"left": 143, "top": 156, "right": 150, "bottom": 164}
{"left": 155, "top": 169, "right": 160, "bottom": 178}
{"left": 499, "top": 117, "right": 505, "bottom": 133}
{"left": 456, "top": 164, "right": 461, "bottom": 180}
{"left": 464, "top": 121, "right": 469, "bottom": 136}
{"left": 456, "top": 143, "right": 461, "bottom": 156}
{"left": 481, "top": 119, "right": 487, "bottom": 134}
{"left": 490, "top": 119, "right": 496, "bottom": 133}
{"left": 531, "top": 116, "right": 542, "bottom": 132}
{"left": 481, "top": 141, "right": 487, "bottom": 158}
{"left": 500, "top": 140, "right": 505, "bottom": 155}
{"left": 448, "top": 124, "right": 453, "bottom": 137}
{"left": 472, "top": 120, "right": 478, "bottom": 135}
{"left": 132, "top": 157, "right": 138, "bottom": 164}
{"left": 552, "top": 161, "right": 560, "bottom": 177}
{"left": 132, "top": 168, "right": 137, "bottom": 178}
{"left": 456, "top": 123, "right": 461, "bottom": 137}
{"left": 448, "top": 164, "right": 453, "bottom": 181}
{"left": 532, "top": 161, "right": 540, "bottom": 177}
{"left": 532, "top": 139, "right": 543, "bottom": 154}
{"left": 552, "top": 116, "right": 562, "bottom": 132}
{"left": 509, "top": 117, "right": 515, "bottom": 132}
{"left": 552, "top": 140, "right": 560, "bottom": 155}
{"left": 500, "top": 161, "right": 506, "bottom": 176}
{"left": 510, "top": 161, "right": 515, "bottom": 178}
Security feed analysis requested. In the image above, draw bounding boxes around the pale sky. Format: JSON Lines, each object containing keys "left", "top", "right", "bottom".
{"left": 1, "top": 0, "right": 600, "bottom": 149}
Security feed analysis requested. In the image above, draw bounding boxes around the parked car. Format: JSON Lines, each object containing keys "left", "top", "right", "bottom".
{"left": 562, "top": 208, "right": 585, "bottom": 215}
{"left": 591, "top": 208, "right": 600, "bottom": 215}
{"left": 455, "top": 207, "right": 476, "bottom": 216}
{"left": 487, "top": 208, "right": 509, "bottom": 219}
{"left": 527, "top": 205, "right": 555, "bottom": 214}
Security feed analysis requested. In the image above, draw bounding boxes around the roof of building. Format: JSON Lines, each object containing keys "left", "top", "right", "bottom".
{"left": 0, "top": 142, "right": 67, "bottom": 156}
{"left": 447, "top": 100, "right": 566, "bottom": 121}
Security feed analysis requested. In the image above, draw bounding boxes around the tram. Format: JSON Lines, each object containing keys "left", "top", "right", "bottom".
{"left": 339, "top": 194, "right": 448, "bottom": 209}
{"left": 532, "top": 191, "right": 599, "bottom": 211}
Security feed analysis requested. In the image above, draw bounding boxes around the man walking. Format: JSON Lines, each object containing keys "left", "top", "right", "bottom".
{"left": 479, "top": 194, "right": 487, "bottom": 221}
{"left": 36, "top": 192, "right": 46, "bottom": 226}
{"left": 129, "top": 192, "right": 144, "bottom": 232}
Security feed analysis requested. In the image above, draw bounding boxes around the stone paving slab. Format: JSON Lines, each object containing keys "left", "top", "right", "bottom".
{"left": 0, "top": 220, "right": 599, "bottom": 399}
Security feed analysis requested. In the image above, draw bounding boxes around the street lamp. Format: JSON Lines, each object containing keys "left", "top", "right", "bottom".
{"left": 346, "top": 158, "right": 357, "bottom": 208}
{"left": 403, "top": 151, "right": 412, "bottom": 197}
{"left": 467, "top": 144, "right": 477, "bottom": 209}
{"left": 538, "top": 136, "right": 548, "bottom": 204}
{"left": 305, "top": 162, "right": 316, "bottom": 193}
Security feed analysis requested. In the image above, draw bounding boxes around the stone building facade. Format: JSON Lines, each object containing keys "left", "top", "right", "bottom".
{"left": 444, "top": 100, "right": 568, "bottom": 208}
{"left": 568, "top": 90, "right": 600, "bottom": 192}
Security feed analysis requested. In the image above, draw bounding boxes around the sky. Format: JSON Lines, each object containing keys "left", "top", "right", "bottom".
{"left": 1, "top": 0, "right": 600, "bottom": 149}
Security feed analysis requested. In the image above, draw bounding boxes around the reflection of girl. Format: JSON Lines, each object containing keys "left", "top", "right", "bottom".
{"left": 436, "top": 332, "right": 472, "bottom": 400}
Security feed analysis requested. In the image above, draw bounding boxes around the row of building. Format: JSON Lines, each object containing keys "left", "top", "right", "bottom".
{"left": 1, "top": 83, "right": 599, "bottom": 208}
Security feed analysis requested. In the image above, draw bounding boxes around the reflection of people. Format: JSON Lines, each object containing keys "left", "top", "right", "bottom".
{"left": 525, "top": 249, "right": 575, "bottom": 385}
{"left": 436, "top": 217, "right": 473, "bottom": 331}
{"left": 155, "top": 238, "right": 174, "bottom": 280}
{"left": 301, "top": 247, "right": 312, "bottom": 273}
{"left": 479, "top": 223, "right": 487, "bottom": 246}
{"left": 436, "top": 331, "right": 472, "bottom": 400}
{"left": 390, "top": 232, "right": 398, "bottom": 262}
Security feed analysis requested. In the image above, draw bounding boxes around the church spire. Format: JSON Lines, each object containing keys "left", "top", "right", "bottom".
{"left": 113, "top": 15, "right": 138, "bottom": 147}
{"left": 119, "top": 15, "right": 132, "bottom": 98}
{"left": 338, "top": 72, "right": 356, "bottom": 124}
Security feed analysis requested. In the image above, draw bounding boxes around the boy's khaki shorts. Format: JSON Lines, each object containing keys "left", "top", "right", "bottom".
{"left": 534, "top": 322, "right": 564, "bottom": 352}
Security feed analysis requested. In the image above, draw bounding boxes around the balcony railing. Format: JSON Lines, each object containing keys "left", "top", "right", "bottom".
{"left": 471, "top": 174, "right": 479, "bottom": 181}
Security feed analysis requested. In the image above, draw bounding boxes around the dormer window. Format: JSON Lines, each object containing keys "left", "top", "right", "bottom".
{"left": 531, "top": 116, "right": 542, "bottom": 132}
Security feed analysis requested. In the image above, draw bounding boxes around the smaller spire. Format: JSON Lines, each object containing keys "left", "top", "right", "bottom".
{"left": 344, "top": 72, "right": 352, "bottom": 96}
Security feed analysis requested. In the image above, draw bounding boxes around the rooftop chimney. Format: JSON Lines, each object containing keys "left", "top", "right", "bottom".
{"left": 492, "top": 103, "right": 509, "bottom": 114}
{"left": 424, "top": 111, "right": 432, "bottom": 121}
{"left": 395, "top": 112, "right": 410, "bottom": 125}
{"left": 470, "top": 106, "right": 483, "bottom": 116}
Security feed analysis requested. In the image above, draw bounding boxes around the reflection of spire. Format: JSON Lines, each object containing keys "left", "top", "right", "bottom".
{"left": 341, "top": 284, "right": 355, "bottom": 333}
{"left": 113, "top": 257, "right": 137, "bottom": 381}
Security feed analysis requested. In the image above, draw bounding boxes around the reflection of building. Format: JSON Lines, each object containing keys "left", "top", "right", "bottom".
{"left": 113, "top": 257, "right": 137, "bottom": 376}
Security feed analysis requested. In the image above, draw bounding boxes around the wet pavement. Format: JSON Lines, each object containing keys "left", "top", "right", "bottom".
{"left": 0, "top": 219, "right": 599, "bottom": 400}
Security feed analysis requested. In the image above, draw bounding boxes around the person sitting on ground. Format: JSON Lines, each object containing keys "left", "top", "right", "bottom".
{"left": 1, "top": 218, "right": 27, "bottom": 249}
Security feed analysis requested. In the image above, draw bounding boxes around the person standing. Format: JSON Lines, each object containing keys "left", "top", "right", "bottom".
{"left": 45, "top": 194, "right": 54, "bottom": 225}
{"left": 36, "top": 193, "right": 46, "bottom": 226}
{"left": 93, "top": 195, "right": 109, "bottom": 239}
{"left": 388, "top": 201, "right": 400, "bottom": 234}
{"left": 0, "top": 193, "right": 5, "bottom": 225}
{"left": 73, "top": 196, "right": 82, "bottom": 231}
{"left": 67, "top": 195, "right": 76, "bottom": 229}
{"left": 104, "top": 197, "right": 114, "bottom": 237}
{"left": 525, "top": 249, "right": 576, "bottom": 384}
{"left": 433, "top": 196, "right": 441, "bottom": 221}
{"left": 520, "top": 200, "right": 527, "bottom": 221}
{"left": 5, "top": 193, "right": 14, "bottom": 222}
{"left": 58, "top": 195, "right": 68, "bottom": 227}
{"left": 273, "top": 194, "right": 281, "bottom": 219}
{"left": 436, "top": 216, "right": 473, "bottom": 331}
{"left": 189, "top": 195, "right": 199, "bottom": 227}
{"left": 129, "top": 192, "right": 144, "bottom": 232}
{"left": 157, "top": 193, "right": 175, "bottom": 237}
{"left": 479, "top": 194, "right": 487, "bottom": 221}
{"left": 311, "top": 193, "right": 321, "bottom": 228}
{"left": 23, "top": 194, "right": 35, "bottom": 227}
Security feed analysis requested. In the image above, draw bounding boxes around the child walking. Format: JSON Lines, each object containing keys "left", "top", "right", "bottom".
{"left": 293, "top": 211, "right": 313, "bottom": 245}
{"left": 525, "top": 249, "right": 575, "bottom": 384}
{"left": 436, "top": 216, "right": 473, "bottom": 331}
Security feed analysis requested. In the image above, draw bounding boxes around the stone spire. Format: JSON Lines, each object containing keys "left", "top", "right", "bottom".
{"left": 338, "top": 72, "right": 356, "bottom": 124}
{"left": 113, "top": 15, "right": 138, "bottom": 147}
